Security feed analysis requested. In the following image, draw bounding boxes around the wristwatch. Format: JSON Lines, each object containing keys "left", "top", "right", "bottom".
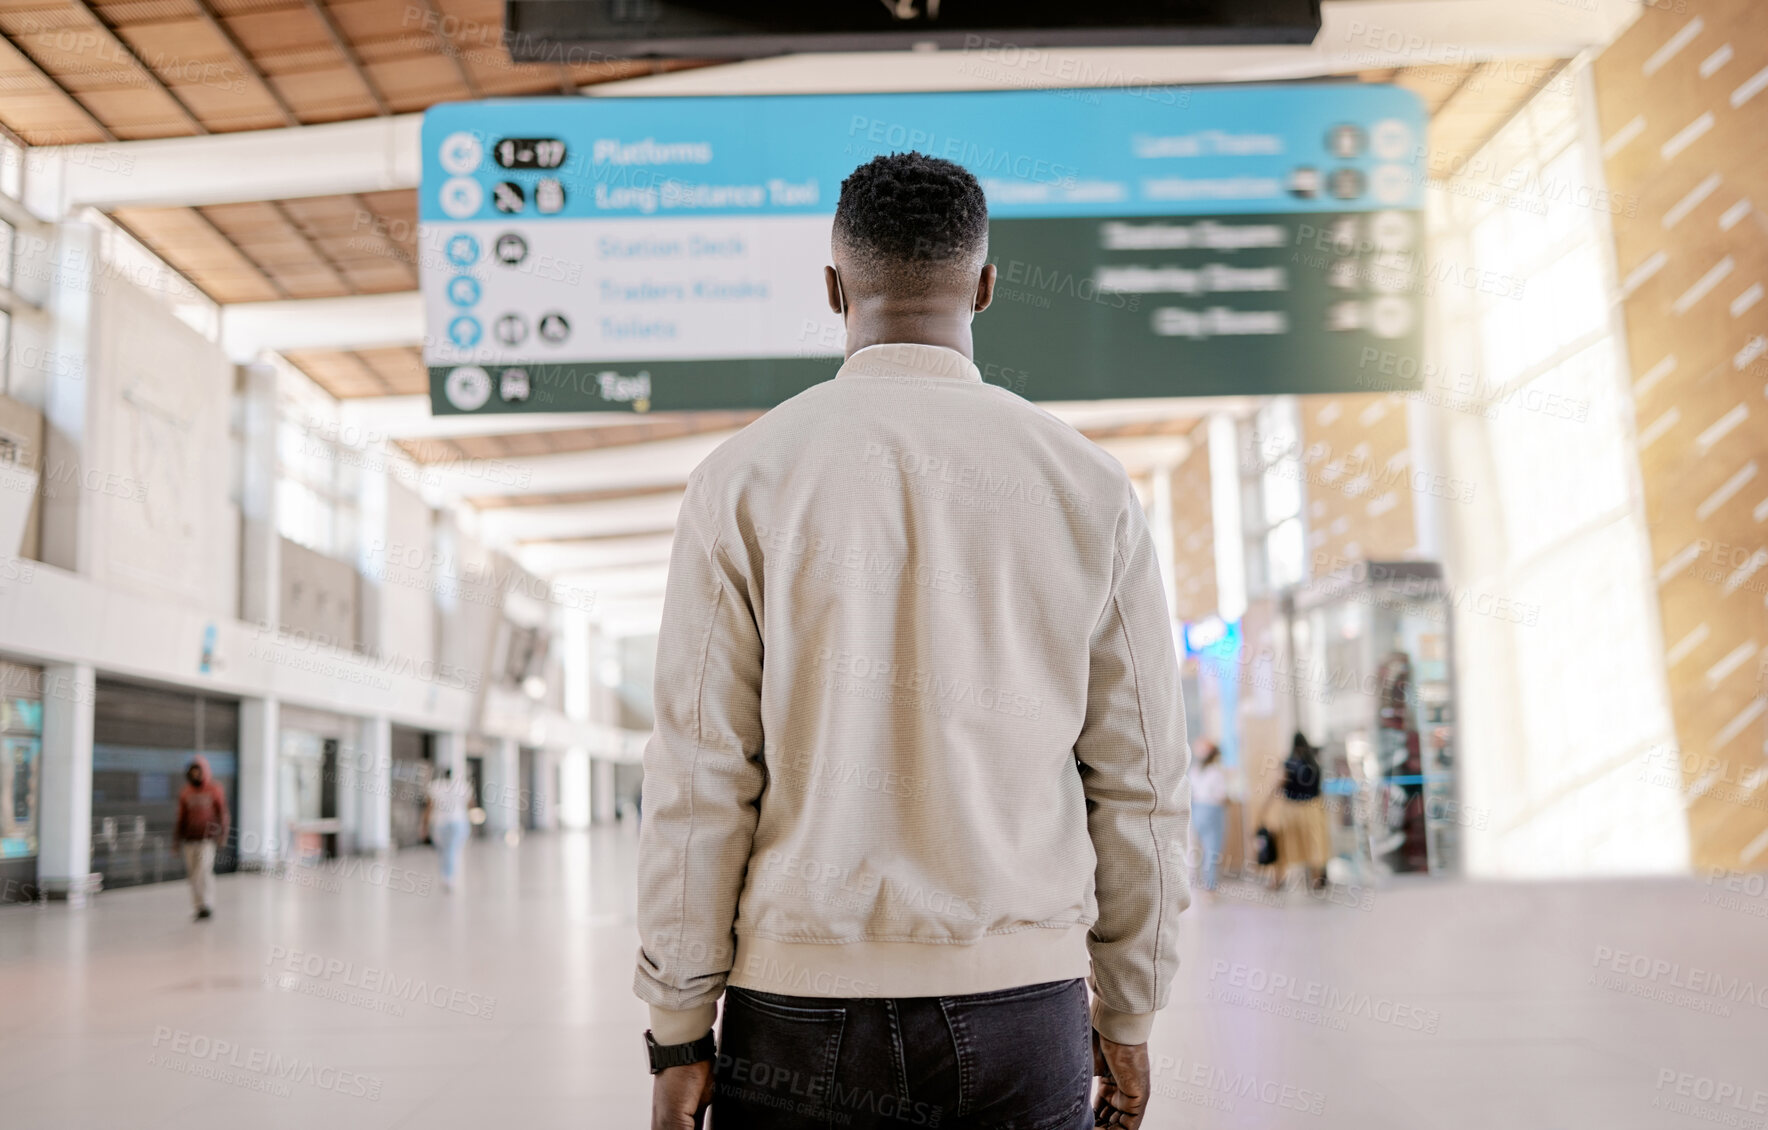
{"left": 645, "top": 1029, "right": 717, "bottom": 1074}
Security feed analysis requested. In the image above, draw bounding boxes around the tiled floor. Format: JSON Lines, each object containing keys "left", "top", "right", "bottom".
{"left": 2, "top": 826, "right": 1764, "bottom": 1129}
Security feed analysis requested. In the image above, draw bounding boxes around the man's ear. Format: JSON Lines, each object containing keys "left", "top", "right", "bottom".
{"left": 973, "top": 263, "right": 997, "bottom": 314}
{"left": 825, "top": 265, "right": 844, "bottom": 315}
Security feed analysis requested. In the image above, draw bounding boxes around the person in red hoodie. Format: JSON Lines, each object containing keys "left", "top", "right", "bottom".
{"left": 173, "top": 755, "right": 228, "bottom": 921}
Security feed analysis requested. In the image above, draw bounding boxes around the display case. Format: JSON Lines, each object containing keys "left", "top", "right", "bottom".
{"left": 1287, "top": 561, "right": 1459, "bottom": 880}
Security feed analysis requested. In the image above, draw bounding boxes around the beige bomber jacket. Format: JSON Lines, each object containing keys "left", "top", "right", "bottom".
{"left": 634, "top": 343, "right": 1192, "bottom": 1047}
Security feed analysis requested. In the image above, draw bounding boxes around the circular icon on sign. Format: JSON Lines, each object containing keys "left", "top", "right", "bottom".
{"left": 493, "top": 181, "right": 526, "bottom": 214}
{"left": 444, "top": 365, "right": 492, "bottom": 411}
{"left": 1327, "top": 124, "right": 1366, "bottom": 159}
{"left": 1372, "top": 165, "right": 1413, "bottom": 205}
{"left": 440, "top": 177, "right": 483, "bottom": 219}
{"left": 447, "top": 276, "right": 482, "bottom": 307}
{"left": 1369, "top": 252, "right": 1412, "bottom": 293}
{"left": 439, "top": 131, "right": 484, "bottom": 175}
{"left": 445, "top": 233, "right": 480, "bottom": 267}
{"left": 448, "top": 315, "right": 483, "bottom": 348}
{"left": 535, "top": 178, "right": 566, "bottom": 214}
{"left": 1327, "top": 300, "right": 1365, "bottom": 332}
{"left": 1329, "top": 168, "right": 1366, "bottom": 200}
{"left": 1371, "top": 211, "right": 1414, "bottom": 253}
{"left": 537, "top": 311, "right": 571, "bottom": 344}
{"left": 494, "top": 233, "right": 528, "bottom": 266}
{"left": 1372, "top": 119, "right": 1413, "bottom": 161}
{"left": 1371, "top": 296, "right": 1414, "bottom": 339}
{"left": 494, "top": 313, "right": 529, "bottom": 346}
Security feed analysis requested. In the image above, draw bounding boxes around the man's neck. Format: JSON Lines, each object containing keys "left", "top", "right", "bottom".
{"left": 842, "top": 306, "right": 974, "bottom": 360}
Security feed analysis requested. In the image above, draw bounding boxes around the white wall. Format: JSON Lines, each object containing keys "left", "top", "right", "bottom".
{"left": 376, "top": 476, "right": 436, "bottom": 666}
{"left": 82, "top": 267, "right": 237, "bottom": 617}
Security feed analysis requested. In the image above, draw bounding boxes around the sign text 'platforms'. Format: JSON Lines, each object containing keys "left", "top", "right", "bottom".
{"left": 420, "top": 86, "right": 1427, "bottom": 414}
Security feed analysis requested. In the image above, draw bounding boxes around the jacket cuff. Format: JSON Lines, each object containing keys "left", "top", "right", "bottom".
{"left": 649, "top": 1002, "right": 718, "bottom": 1046}
{"left": 1090, "top": 996, "right": 1156, "bottom": 1045}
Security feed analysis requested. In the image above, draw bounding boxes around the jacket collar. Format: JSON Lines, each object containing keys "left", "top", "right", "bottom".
{"left": 836, "top": 343, "right": 981, "bottom": 383}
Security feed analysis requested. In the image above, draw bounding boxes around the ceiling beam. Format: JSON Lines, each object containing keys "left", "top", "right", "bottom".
{"left": 30, "top": 114, "right": 423, "bottom": 216}
{"left": 339, "top": 394, "right": 654, "bottom": 440}
{"left": 476, "top": 493, "right": 685, "bottom": 545}
{"left": 419, "top": 430, "right": 744, "bottom": 499}
{"left": 515, "top": 533, "right": 676, "bottom": 575}
{"left": 222, "top": 291, "right": 422, "bottom": 361}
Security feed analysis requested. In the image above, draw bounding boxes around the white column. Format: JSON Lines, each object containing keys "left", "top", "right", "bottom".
{"left": 354, "top": 716, "right": 393, "bottom": 853}
{"left": 236, "top": 697, "right": 280, "bottom": 868}
{"left": 238, "top": 361, "right": 281, "bottom": 630}
{"left": 1207, "top": 413, "right": 1248, "bottom": 623}
{"left": 560, "top": 602, "right": 592, "bottom": 830}
{"left": 354, "top": 453, "right": 388, "bottom": 657}
{"left": 434, "top": 729, "right": 468, "bottom": 780}
{"left": 592, "top": 757, "right": 618, "bottom": 825}
{"left": 481, "top": 737, "right": 521, "bottom": 840}
{"left": 560, "top": 748, "right": 591, "bottom": 830}
{"left": 36, "top": 224, "right": 101, "bottom": 577}
{"left": 38, "top": 663, "right": 96, "bottom": 904}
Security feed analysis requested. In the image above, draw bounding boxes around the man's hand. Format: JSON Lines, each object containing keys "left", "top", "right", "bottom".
{"left": 650, "top": 1060, "right": 715, "bottom": 1130}
{"left": 1092, "top": 1029, "right": 1151, "bottom": 1129}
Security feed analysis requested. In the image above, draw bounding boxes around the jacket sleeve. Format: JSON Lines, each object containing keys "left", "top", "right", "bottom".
{"left": 213, "top": 786, "right": 230, "bottom": 845}
{"left": 1075, "top": 490, "right": 1192, "bottom": 1045}
{"left": 632, "top": 469, "right": 767, "bottom": 1045}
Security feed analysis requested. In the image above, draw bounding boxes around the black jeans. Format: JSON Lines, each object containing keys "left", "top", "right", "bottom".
{"left": 712, "top": 978, "right": 1092, "bottom": 1130}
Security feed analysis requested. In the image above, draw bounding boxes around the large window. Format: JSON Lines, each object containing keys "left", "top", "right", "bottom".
{"left": 1242, "top": 397, "right": 1308, "bottom": 596}
{"left": 1426, "top": 63, "right": 1684, "bottom": 875}
{"left": 276, "top": 414, "right": 361, "bottom": 561}
{"left": 0, "top": 131, "right": 22, "bottom": 397}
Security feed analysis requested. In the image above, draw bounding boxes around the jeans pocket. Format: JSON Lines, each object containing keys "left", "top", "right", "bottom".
{"left": 941, "top": 979, "right": 1091, "bottom": 1128}
{"left": 715, "top": 989, "right": 846, "bottom": 1130}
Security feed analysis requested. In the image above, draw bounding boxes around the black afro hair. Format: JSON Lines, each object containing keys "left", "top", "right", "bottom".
{"left": 832, "top": 152, "right": 989, "bottom": 273}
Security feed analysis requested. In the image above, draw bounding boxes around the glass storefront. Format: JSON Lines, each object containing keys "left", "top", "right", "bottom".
{"left": 0, "top": 660, "right": 42, "bottom": 900}
{"left": 1290, "top": 561, "right": 1460, "bottom": 881}
{"left": 91, "top": 680, "right": 239, "bottom": 889}
{"left": 390, "top": 726, "right": 433, "bottom": 848}
{"left": 279, "top": 706, "right": 348, "bottom": 863}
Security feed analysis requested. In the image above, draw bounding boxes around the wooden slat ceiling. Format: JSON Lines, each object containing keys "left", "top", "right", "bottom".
{"left": 0, "top": 0, "right": 700, "bottom": 143}
{"left": 1367, "top": 56, "right": 1573, "bottom": 170}
{"left": 113, "top": 187, "right": 419, "bottom": 301}
{"left": 283, "top": 342, "right": 424, "bottom": 396}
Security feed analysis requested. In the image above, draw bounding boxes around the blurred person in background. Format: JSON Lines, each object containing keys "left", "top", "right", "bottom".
{"left": 1260, "top": 732, "right": 1330, "bottom": 893}
{"left": 172, "top": 755, "right": 228, "bottom": 921}
{"left": 634, "top": 152, "right": 1191, "bottom": 1130}
{"left": 1191, "top": 742, "right": 1228, "bottom": 898}
{"left": 424, "top": 767, "right": 470, "bottom": 893}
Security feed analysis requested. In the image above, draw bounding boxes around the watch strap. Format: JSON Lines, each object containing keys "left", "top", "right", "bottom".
{"left": 646, "top": 1029, "right": 716, "bottom": 1073}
